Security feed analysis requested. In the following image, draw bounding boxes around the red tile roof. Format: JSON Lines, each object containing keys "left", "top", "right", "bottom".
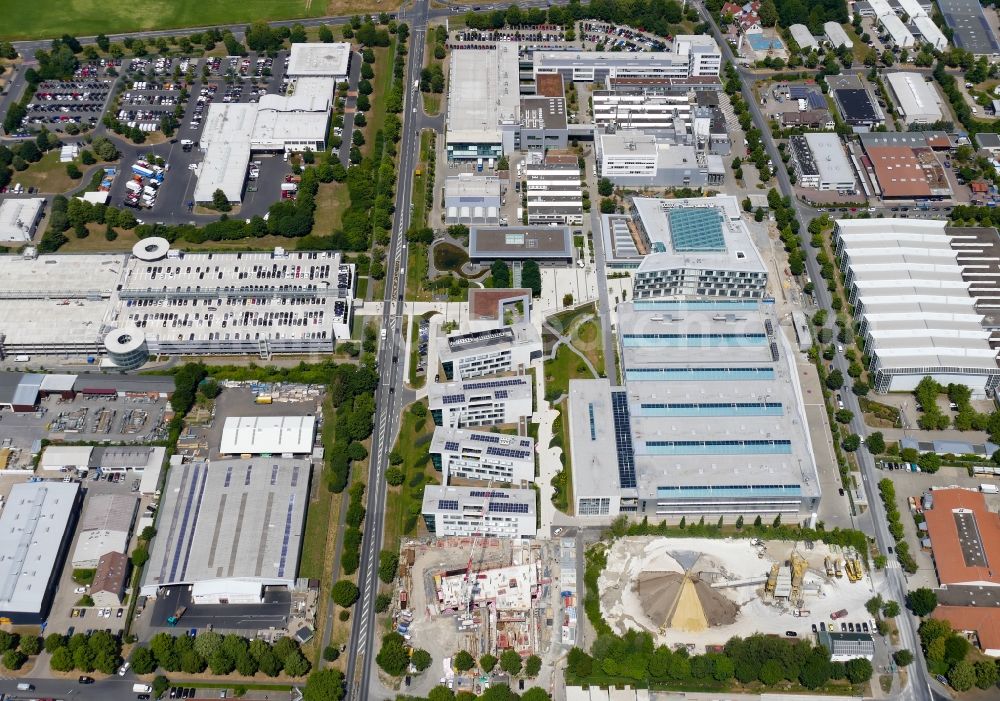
{"left": 865, "top": 145, "right": 933, "bottom": 198}
{"left": 924, "top": 488, "right": 1000, "bottom": 587}
{"left": 933, "top": 606, "right": 1000, "bottom": 655}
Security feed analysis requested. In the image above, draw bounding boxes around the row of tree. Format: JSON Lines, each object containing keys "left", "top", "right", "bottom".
{"left": 131, "top": 632, "right": 310, "bottom": 677}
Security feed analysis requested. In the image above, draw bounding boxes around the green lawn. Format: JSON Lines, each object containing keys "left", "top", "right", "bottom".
{"left": 14, "top": 150, "right": 81, "bottom": 194}
{"left": 3, "top": 0, "right": 326, "bottom": 40}
{"left": 544, "top": 343, "right": 595, "bottom": 402}
{"left": 385, "top": 401, "right": 438, "bottom": 546}
{"left": 363, "top": 39, "right": 397, "bottom": 158}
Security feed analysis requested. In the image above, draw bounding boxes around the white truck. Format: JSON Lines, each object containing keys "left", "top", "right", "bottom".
{"left": 133, "top": 683, "right": 153, "bottom": 693}
{"left": 980, "top": 484, "right": 999, "bottom": 494}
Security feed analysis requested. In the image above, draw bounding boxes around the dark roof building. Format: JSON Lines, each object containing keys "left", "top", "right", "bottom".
{"left": 938, "top": 0, "right": 1000, "bottom": 58}
{"left": 469, "top": 226, "right": 574, "bottom": 264}
{"left": 833, "top": 88, "right": 884, "bottom": 130}
{"left": 816, "top": 631, "right": 875, "bottom": 661}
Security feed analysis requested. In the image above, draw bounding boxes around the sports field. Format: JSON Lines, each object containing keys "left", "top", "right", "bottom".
{"left": 3, "top": 0, "right": 328, "bottom": 41}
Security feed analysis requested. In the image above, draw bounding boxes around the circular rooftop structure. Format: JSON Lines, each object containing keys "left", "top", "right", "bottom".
{"left": 104, "top": 328, "right": 149, "bottom": 370}
{"left": 131, "top": 236, "right": 170, "bottom": 261}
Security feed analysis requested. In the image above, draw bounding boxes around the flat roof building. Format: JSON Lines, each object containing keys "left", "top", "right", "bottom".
{"left": 596, "top": 130, "right": 725, "bottom": 188}
{"left": 429, "top": 426, "right": 536, "bottom": 484}
{"left": 938, "top": 0, "right": 1000, "bottom": 58}
{"left": 885, "top": 72, "right": 944, "bottom": 124}
{"left": 219, "top": 415, "right": 317, "bottom": 456}
{"left": 0, "top": 482, "right": 81, "bottom": 624}
{"left": 444, "top": 174, "right": 502, "bottom": 226}
{"left": 140, "top": 458, "right": 310, "bottom": 602}
{"left": 532, "top": 36, "right": 721, "bottom": 82}
{"left": 422, "top": 485, "right": 536, "bottom": 538}
{"left": 428, "top": 376, "right": 533, "bottom": 429}
{"left": 833, "top": 88, "right": 884, "bottom": 131}
{"left": 72, "top": 494, "right": 138, "bottom": 568}
{"left": 468, "top": 288, "right": 533, "bottom": 331}
{"left": 629, "top": 196, "right": 768, "bottom": 300}
{"left": 834, "top": 219, "right": 1000, "bottom": 396}
{"left": 0, "top": 197, "right": 44, "bottom": 244}
{"left": 923, "top": 488, "right": 1000, "bottom": 587}
{"left": 446, "top": 44, "right": 520, "bottom": 161}
{"left": 525, "top": 158, "right": 583, "bottom": 225}
{"left": 567, "top": 298, "right": 821, "bottom": 520}
{"left": 286, "top": 43, "right": 351, "bottom": 79}
{"left": 438, "top": 323, "right": 542, "bottom": 381}
{"left": 468, "top": 225, "right": 573, "bottom": 265}
{"left": 789, "top": 133, "right": 856, "bottom": 191}
{"left": 816, "top": 631, "right": 876, "bottom": 661}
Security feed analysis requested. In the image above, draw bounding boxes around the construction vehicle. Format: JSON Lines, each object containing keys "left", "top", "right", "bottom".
{"left": 845, "top": 558, "right": 862, "bottom": 583}
{"left": 166, "top": 606, "right": 187, "bottom": 626}
{"left": 765, "top": 563, "right": 780, "bottom": 595}
{"left": 834, "top": 558, "right": 843, "bottom": 577}
{"left": 793, "top": 609, "right": 811, "bottom": 617}
{"left": 824, "top": 556, "right": 834, "bottom": 577}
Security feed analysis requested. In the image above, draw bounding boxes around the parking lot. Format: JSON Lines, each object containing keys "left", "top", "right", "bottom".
{"left": 23, "top": 79, "right": 113, "bottom": 133}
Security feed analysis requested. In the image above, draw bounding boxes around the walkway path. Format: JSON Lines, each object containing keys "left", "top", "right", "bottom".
{"left": 542, "top": 316, "right": 599, "bottom": 379}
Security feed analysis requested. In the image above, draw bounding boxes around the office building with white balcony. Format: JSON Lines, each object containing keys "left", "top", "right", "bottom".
{"left": 596, "top": 130, "right": 725, "bottom": 188}
{"left": 430, "top": 427, "right": 536, "bottom": 484}
{"left": 532, "top": 35, "right": 721, "bottom": 82}
{"left": 789, "top": 133, "right": 857, "bottom": 191}
{"left": 834, "top": 218, "right": 1000, "bottom": 397}
{"left": 429, "top": 376, "right": 533, "bottom": 428}
{"left": 525, "top": 159, "right": 583, "bottom": 225}
{"left": 629, "top": 196, "right": 768, "bottom": 300}
{"left": 591, "top": 91, "right": 692, "bottom": 132}
{"left": 422, "top": 485, "right": 536, "bottom": 538}
{"left": 438, "top": 323, "right": 542, "bottom": 381}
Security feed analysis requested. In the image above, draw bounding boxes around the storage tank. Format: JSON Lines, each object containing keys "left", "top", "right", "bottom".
{"left": 104, "top": 327, "right": 149, "bottom": 370}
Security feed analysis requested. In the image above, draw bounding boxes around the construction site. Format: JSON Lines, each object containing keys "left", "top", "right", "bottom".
{"left": 598, "top": 537, "right": 877, "bottom": 650}
{"left": 392, "top": 537, "right": 564, "bottom": 695}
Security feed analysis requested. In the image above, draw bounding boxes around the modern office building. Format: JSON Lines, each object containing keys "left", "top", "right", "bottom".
{"left": 468, "top": 226, "right": 574, "bottom": 265}
{"left": 834, "top": 219, "right": 1000, "bottom": 396}
{"left": 628, "top": 196, "right": 768, "bottom": 300}
{"left": 438, "top": 323, "right": 542, "bottom": 381}
{"left": 596, "top": 130, "right": 725, "bottom": 187}
{"left": 833, "top": 88, "right": 885, "bottom": 131}
{"left": 140, "top": 458, "right": 310, "bottom": 602}
{"left": 0, "top": 482, "right": 81, "bottom": 624}
{"left": 532, "top": 35, "right": 721, "bottom": 81}
{"left": 591, "top": 91, "right": 692, "bottom": 131}
{"left": 446, "top": 44, "right": 520, "bottom": 161}
{"left": 428, "top": 376, "right": 533, "bottom": 428}
{"left": 789, "top": 133, "right": 856, "bottom": 191}
{"left": 517, "top": 94, "right": 570, "bottom": 152}
{"left": 885, "top": 72, "right": 944, "bottom": 124}
{"left": 286, "top": 43, "right": 351, "bottom": 79}
{"left": 422, "top": 485, "right": 536, "bottom": 538}
{"left": 525, "top": 157, "right": 583, "bottom": 225}
{"left": 566, "top": 298, "right": 821, "bottom": 520}
{"left": 429, "top": 427, "right": 536, "bottom": 484}
{"left": 444, "top": 174, "right": 502, "bottom": 225}
{"left": 0, "top": 197, "right": 44, "bottom": 244}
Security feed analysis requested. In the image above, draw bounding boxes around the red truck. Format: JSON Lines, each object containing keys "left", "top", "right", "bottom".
{"left": 831, "top": 609, "right": 848, "bottom": 620}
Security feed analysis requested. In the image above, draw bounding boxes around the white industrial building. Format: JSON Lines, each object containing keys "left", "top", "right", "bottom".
{"left": 71, "top": 494, "right": 138, "bottom": 568}
{"left": 430, "top": 426, "right": 536, "bottom": 484}
{"left": 789, "top": 24, "right": 819, "bottom": 50}
{"left": 591, "top": 91, "right": 692, "bottom": 131}
{"left": 422, "top": 485, "right": 536, "bottom": 538}
{"left": 438, "top": 323, "right": 542, "bottom": 381}
{"left": 446, "top": 44, "right": 520, "bottom": 161}
{"left": 885, "top": 72, "right": 944, "bottom": 124}
{"left": 219, "top": 415, "right": 317, "bottom": 456}
{"left": 834, "top": 219, "right": 1000, "bottom": 397}
{"left": 286, "top": 42, "right": 351, "bottom": 79}
{"left": 140, "top": 458, "right": 310, "bottom": 602}
{"left": 824, "top": 22, "right": 854, "bottom": 49}
{"left": 789, "top": 133, "right": 856, "bottom": 191}
{"left": 898, "top": 0, "right": 948, "bottom": 50}
{"left": 429, "top": 376, "right": 533, "bottom": 429}
{"left": 596, "top": 130, "right": 725, "bottom": 188}
{"left": 0, "top": 244, "right": 355, "bottom": 361}
{"left": 0, "top": 197, "right": 44, "bottom": 243}
{"left": 525, "top": 159, "right": 584, "bottom": 225}
{"left": 532, "top": 35, "right": 721, "bottom": 81}
{"left": 444, "top": 174, "right": 502, "bottom": 225}
{"left": 0, "top": 482, "right": 81, "bottom": 624}
{"left": 41, "top": 445, "right": 95, "bottom": 472}
{"left": 629, "top": 196, "right": 769, "bottom": 300}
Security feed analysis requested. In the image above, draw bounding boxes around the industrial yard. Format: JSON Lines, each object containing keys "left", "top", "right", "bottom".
{"left": 598, "top": 537, "right": 878, "bottom": 650}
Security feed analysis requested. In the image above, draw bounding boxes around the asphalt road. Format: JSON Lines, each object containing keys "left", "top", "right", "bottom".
{"left": 696, "top": 4, "right": 940, "bottom": 701}
{"left": 342, "top": 2, "right": 430, "bottom": 700}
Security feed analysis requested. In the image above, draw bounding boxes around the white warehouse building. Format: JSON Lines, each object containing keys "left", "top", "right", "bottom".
{"left": 429, "top": 427, "right": 536, "bottom": 484}
{"left": 885, "top": 72, "right": 944, "bottom": 124}
{"left": 824, "top": 22, "right": 854, "bottom": 49}
{"left": 790, "top": 133, "right": 857, "bottom": 191}
{"left": 422, "top": 485, "right": 536, "bottom": 539}
{"left": 834, "top": 219, "right": 1000, "bottom": 397}
{"left": 789, "top": 24, "right": 819, "bottom": 50}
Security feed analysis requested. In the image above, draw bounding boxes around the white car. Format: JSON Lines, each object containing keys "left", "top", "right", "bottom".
{"left": 74, "top": 586, "right": 87, "bottom": 594}
{"left": 118, "top": 661, "right": 130, "bottom": 676}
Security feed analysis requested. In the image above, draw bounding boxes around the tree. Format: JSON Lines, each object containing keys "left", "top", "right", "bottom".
{"left": 522, "top": 260, "right": 542, "bottom": 297}
{"left": 759, "top": 0, "right": 779, "bottom": 25}
{"left": 842, "top": 434, "right": 861, "bottom": 452}
{"left": 600, "top": 197, "right": 617, "bottom": 214}
{"left": 499, "top": 649, "right": 522, "bottom": 675}
{"left": 212, "top": 188, "right": 232, "bottom": 212}
{"left": 131, "top": 646, "right": 157, "bottom": 674}
{"left": 974, "top": 659, "right": 999, "bottom": 689}
{"left": 379, "top": 550, "right": 399, "bottom": 583}
{"left": 865, "top": 595, "right": 884, "bottom": 616}
{"left": 845, "top": 658, "right": 873, "bottom": 684}
{"left": 284, "top": 650, "right": 311, "bottom": 677}
{"left": 882, "top": 600, "right": 901, "bottom": 618}
{"left": 907, "top": 588, "right": 938, "bottom": 616}
{"left": 131, "top": 546, "right": 149, "bottom": 568}
{"left": 949, "top": 660, "right": 977, "bottom": 692}
{"left": 412, "top": 649, "right": 432, "bottom": 672}
{"left": 331, "top": 580, "right": 359, "bottom": 607}
{"left": 375, "top": 633, "right": 409, "bottom": 676}
{"left": 303, "top": 668, "right": 346, "bottom": 701}
{"left": 66, "top": 163, "right": 82, "bottom": 179}
{"left": 524, "top": 655, "right": 542, "bottom": 677}
{"left": 758, "top": 659, "right": 784, "bottom": 685}
{"left": 3, "top": 649, "right": 26, "bottom": 670}
{"left": 598, "top": 178, "right": 614, "bottom": 197}
{"left": 893, "top": 649, "right": 914, "bottom": 667}
{"left": 454, "top": 650, "right": 475, "bottom": 671}
{"left": 50, "top": 646, "right": 74, "bottom": 671}
{"left": 480, "top": 654, "right": 498, "bottom": 673}
{"left": 826, "top": 369, "right": 844, "bottom": 390}
{"left": 19, "top": 635, "right": 41, "bottom": 656}
{"left": 866, "top": 431, "right": 885, "bottom": 455}
{"left": 491, "top": 260, "right": 511, "bottom": 288}
{"left": 428, "top": 687, "right": 455, "bottom": 701}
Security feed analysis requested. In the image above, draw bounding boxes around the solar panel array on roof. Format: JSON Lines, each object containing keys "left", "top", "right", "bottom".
{"left": 495, "top": 390, "right": 509, "bottom": 399}
{"left": 807, "top": 92, "right": 826, "bottom": 109}
{"left": 611, "top": 391, "right": 637, "bottom": 489}
{"left": 486, "top": 446, "right": 532, "bottom": 459}
{"left": 438, "top": 499, "right": 459, "bottom": 511}
{"left": 444, "top": 441, "right": 461, "bottom": 452}
{"left": 470, "top": 433, "right": 501, "bottom": 443}
{"left": 443, "top": 394, "right": 466, "bottom": 405}
{"left": 789, "top": 85, "right": 809, "bottom": 99}
{"left": 489, "top": 501, "right": 529, "bottom": 513}
{"left": 464, "top": 378, "right": 525, "bottom": 390}
{"left": 668, "top": 208, "right": 726, "bottom": 252}
{"left": 470, "top": 490, "right": 510, "bottom": 498}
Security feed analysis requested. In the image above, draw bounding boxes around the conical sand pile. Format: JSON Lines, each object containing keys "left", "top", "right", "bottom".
{"left": 636, "top": 570, "right": 739, "bottom": 632}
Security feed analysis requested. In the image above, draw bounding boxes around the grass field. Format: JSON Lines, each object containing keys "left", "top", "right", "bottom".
{"left": 311, "top": 180, "right": 350, "bottom": 234}
{"left": 14, "top": 151, "right": 81, "bottom": 194}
